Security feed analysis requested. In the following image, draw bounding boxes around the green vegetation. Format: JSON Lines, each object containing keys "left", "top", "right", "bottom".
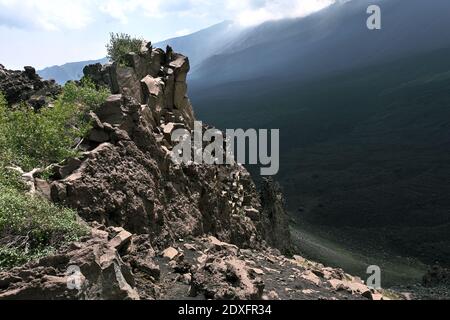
{"left": 0, "top": 186, "right": 87, "bottom": 268}
{"left": 106, "top": 32, "right": 143, "bottom": 67}
{"left": 0, "top": 78, "right": 109, "bottom": 171}
{"left": 0, "top": 81, "right": 108, "bottom": 269}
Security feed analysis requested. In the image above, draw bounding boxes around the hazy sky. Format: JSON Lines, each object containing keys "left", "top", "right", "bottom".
{"left": 0, "top": 0, "right": 336, "bottom": 70}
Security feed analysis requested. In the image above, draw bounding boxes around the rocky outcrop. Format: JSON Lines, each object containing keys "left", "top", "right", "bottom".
{"left": 260, "top": 178, "right": 292, "bottom": 253}
{"left": 83, "top": 44, "right": 194, "bottom": 130}
{"left": 0, "top": 64, "right": 61, "bottom": 109}
{"left": 49, "top": 43, "right": 265, "bottom": 250}
{"left": 0, "top": 227, "right": 139, "bottom": 300}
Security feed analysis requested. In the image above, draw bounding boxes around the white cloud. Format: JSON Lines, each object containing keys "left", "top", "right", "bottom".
{"left": 233, "top": 0, "right": 337, "bottom": 27}
{"left": 0, "top": 0, "right": 339, "bottom": 31}
{"left": 0, "top": 0, "right": 173, "bottom": 30}
{"left": 98, "top": 0, "right": 166, "bottom": 23}
{"left": 0, "top": 0, "right": 94, "bottom": 31}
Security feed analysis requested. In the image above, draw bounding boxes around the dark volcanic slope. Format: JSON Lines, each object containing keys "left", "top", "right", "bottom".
{"left": 185, "top": 0, "right": 450, "bottom": 270}
{"left": 189, "top": 45, "right": 450, "bottom": 267}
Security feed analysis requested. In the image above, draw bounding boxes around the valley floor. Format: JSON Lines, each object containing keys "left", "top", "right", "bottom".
{"left": 291, "top": 220, "right": 450, "bottom": 300}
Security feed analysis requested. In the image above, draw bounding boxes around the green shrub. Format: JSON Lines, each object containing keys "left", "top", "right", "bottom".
{"left": 0, "top": 186, "right": 88, "bottom": 269}
{"left": 0, "top": 247, "right": 54, "bottom": 270}
{"left": 0, "top": 161, "right": 25, "bottom": 192}
{"left": 0, "top": 81, "right": 109, "bottom": 171}
{"left": 61, "top": 78, "right": 110, "bottom": 110}
{"left": 0, "top": 247, "right": 30, "bottom": 269}
{"left": 106, "top": 32, "right": 143, "bottom": 66}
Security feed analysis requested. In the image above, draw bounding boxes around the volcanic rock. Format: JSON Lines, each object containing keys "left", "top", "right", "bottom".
{"left": 0, "top": 64, "right": 61, "bottom": 108}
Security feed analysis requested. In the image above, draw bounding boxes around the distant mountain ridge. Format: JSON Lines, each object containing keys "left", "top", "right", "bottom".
{"left": 191, "top": 0, "right": 450, "bottom": 85}
{"left": 38, "top": 57, "right": 108, "bottom": 84}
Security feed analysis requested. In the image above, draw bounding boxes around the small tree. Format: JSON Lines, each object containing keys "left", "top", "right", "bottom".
{"left": 106, "top": 33, "right": 143, "bottom": 66}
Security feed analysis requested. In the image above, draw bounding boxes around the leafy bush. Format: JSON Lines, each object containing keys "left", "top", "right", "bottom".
{"left": 0, "top": 81, "right": 109, "bottom": 171}
{"left": 0, "top": 187, "right": 86, "bottom": 244}
{"left": 106, "top": 32, "right": 143, "bottom": 66}
{"left": 0, "top": 186, "right": 88, "bottom": 269}
{"left": 62, "top": 78, "right": 110, "bottom": 110}
{"left": 0, "top": 247, "right": 30, "bottom": 269}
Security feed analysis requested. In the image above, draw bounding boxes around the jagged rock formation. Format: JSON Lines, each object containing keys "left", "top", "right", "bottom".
{"left": 0, "top": 226, "right": 139, "bottom": 300}
{"left": 47, "top": 44, "right": 270, "bottom": 250}
{"left": 260, "top": 178, "right": 292, "bottom": 253}
{"left": 83, "top": 44, "right": 194, "bottom": 129}
{"left": 0, "top": 64, "right": 61, "bottom": 109}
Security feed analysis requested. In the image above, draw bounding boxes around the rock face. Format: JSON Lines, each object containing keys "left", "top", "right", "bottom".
{"left": 83, "top": 45, "right": 194, "bottom": 130}
{"left": 0, "top": 64, "right": 61, "bottom": 109}
{"left": 0, "top": 227, "right": 139, "bottom": 300}
{"left": 50, "top": 43, "right": 269, "bottom": 250}
{"left": 260, "top": 178, "right": 292, "bottom": 253}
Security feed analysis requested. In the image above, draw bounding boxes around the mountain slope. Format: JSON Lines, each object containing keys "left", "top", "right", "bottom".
{"left": 191, "top": 0, "right": 450, "bottom": 85}
{"left": 155, "top": 21, "right": 244, "bottom": 71}
{"left": 190, "top": 44, "right": 450, "bottom": 268}
{"left": 183, "top": 0, "right": 450, "bottom": 270}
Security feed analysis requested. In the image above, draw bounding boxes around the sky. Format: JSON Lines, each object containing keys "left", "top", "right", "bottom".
{"left": 0, "top": 0, "right": 336, "bottom": 70}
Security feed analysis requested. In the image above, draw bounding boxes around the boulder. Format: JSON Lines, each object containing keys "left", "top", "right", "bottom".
{"left": 109, "top": 229, "right": 133, "bottom": 251}
{"left": 54, "top": 158, "right": 83, "bottom": 180}
{"left": 191, "top": 256, "right": 264, "bottom": 300}
{"left": 112, "top": 65, "right": 143, "bottom": 103}
{"left": 83, "top": 63, "right": 113, "bottom": 90}
{"left": 0, "top": 64, "right": 61, "bottom": 108}
{"left": 96, "top": 94, "right": 126, "bottom": 125}
{"left": 0, "top": 228, "right": 140, "bottom": 300}
{"left": 141, "top": 75, "right": 164, "bottom": 97}
{"left": 206, "top": 236, "right": 239, "bottom": 253}
{"left": 169, "top": 54, "right": 190, "bottom": 82}
{"left": 346, "top": 281, "right": 371, "bottom": 296}
{"left": 162, "top": 247, "right": 179, "bottom": 260}
{"left": 131, "top": 258, "right": 161, "bottom": 280}
{"left": 300, "top": 271, "right": 321, "bottom": 286}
